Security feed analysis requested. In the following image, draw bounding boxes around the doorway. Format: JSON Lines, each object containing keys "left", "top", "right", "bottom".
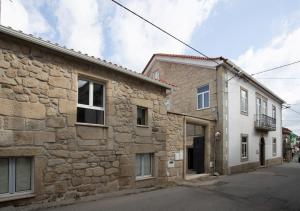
{"left": 260, "top": 137, "right": 265, "bottom": 166}
{"left": 187, "top": 137, "right": 205, "bottom": 174}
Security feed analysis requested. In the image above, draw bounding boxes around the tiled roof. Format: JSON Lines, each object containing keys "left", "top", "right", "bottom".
{"left": 0, "top": 25, "right": 173, "bottom": 89}
{"left": 153, "top": 53, "right": 224, "bottom": 61}
{"left": 143, "top": 53, "right": 225, "bottom": 73}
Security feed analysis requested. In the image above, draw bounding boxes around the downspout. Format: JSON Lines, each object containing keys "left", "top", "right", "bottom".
{"left": 183, "top": 115, "right": 186, "bottom": 180}
{"left": 214, "top": 65, "right": 219, "bottom": 175}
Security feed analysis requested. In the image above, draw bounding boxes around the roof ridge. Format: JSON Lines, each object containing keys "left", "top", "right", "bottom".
{"left": 153, "top": 53, "right": 224, "bottom": 60}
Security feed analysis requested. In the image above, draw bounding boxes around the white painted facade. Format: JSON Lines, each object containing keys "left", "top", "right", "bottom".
{"left": 227, "top": 71, "right": 283, "bottom": 168}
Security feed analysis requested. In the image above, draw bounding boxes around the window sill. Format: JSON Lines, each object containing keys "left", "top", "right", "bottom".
{"left": 196, "top": 107, "right": 210, "bottom": 111}
{"left": 241, "top": 158, "right": 248, "bottom": 162}
{"left": 0, "top": 192, "right": 35, "bottom": 203}
{"left": 136, "top": 125, "right": 150, "bottom": 128}
{"left": 75, "top": 122, "right": 109, "bottom": 128}
{"left": 136, "top": 176, "right": 155, "bottom": 181}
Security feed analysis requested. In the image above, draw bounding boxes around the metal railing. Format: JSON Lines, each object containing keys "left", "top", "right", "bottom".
{"left": 254, "top": 114, "right": 276, "bottom": 131}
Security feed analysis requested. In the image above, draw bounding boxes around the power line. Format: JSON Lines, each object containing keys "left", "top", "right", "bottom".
{"left": 110, "top": 0, "right": 220, "bottom": 65}
{"left": 256, "top": 78, "right": 300, "bottom": 79}
{"left": 251, "top": 60, "right": 300, "bottom": 76}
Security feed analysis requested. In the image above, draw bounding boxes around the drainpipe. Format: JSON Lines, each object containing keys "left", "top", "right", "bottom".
{"left": 183, "top": 115, "right": 186, "bottom": 180}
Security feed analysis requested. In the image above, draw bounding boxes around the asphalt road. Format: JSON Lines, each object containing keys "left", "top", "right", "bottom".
{"left": 40, "top": 163, "right": 300, "bottom": 211}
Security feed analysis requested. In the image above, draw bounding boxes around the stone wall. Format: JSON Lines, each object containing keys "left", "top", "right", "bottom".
{"left": 0, "top": 34, "right": 169, "bottom": 207}
{"left": 165, "top": 113, "right": 184, "bottom": 181}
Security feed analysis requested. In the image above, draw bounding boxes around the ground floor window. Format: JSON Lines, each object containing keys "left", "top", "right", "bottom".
{"left": 272, "top": 138, "right": 277, "bottom": 156}
{"left": 241, "top": 134, "right": 248, "bottom": 161}
{"left": 0, "top": 157, "right": 33, "bottom": 195}
{"left": 135, "top": 153, "right": 153, "bottom": 179}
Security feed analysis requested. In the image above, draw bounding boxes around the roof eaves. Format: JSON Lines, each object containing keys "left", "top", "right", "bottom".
{"left": 0, "top": 25, "right": 172, "bottom": 89}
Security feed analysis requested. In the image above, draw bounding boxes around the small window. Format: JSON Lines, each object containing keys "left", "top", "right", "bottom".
{"left": 77, "top": 79, "right": 105, "bottom": 125}
{"left": 0, "top": 157, "right": 33, "bottom": 195}
{"left": 154, "top": 71, "right": 160, "bottom": 80}
{"left": 272, "top": 138, "right": 277, "bottom": 156}
{"left": 241, "top": 135, "right": 248, "bottom": 161}
{"left": 240, "top": 88, "right": 248, "bottom": 114}
{"left": 272, "top": 105, "right": 276, "bottom": 119}
{"left": 137, "top": 106, "right": 148, "bottom": 126}
{"left": 197, "top": 84, "right": 210, "bottom": 110}
{"left": 136, "top": 153, "right": 153, "bottom": 179}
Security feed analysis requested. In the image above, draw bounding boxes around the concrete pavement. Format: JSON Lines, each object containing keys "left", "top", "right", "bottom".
{"left": 37, "top": 163, "right": 300, "bottom": 211}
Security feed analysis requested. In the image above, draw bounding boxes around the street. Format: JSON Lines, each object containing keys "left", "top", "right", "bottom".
{"left": 40, "top": 163, "right": 300, "bottom": 211}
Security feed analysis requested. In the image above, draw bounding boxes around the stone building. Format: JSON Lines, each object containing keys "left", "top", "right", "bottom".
{"left": 144, "top": 53, "right": 285, "bottom": 175}
{"left": 0, "top": 26, "right": 186, "bottom": 208}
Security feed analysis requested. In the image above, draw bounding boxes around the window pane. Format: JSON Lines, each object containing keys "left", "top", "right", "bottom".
{"left": 93, "top": 83, "right": 104, "bottom": 107}
{"left": 77, "top": 107, "right": 104, "bottom": 124}
{"left": 198, "top": 94, "right": 203, "bottom": 109}
{"left": 0, "top": 158, "right": 9, "bottom": 194}
{"left": 135, "top": 155, "right": 142, "bottom": 177}
{"left": 15, "top": 157, "right": 32, "bottom": 192}
{"left": 204, "top": 92, "right": 209, "bottom": 108}
{"left": 137, "top": 107, "right": 146, "bottom": 125}
{"left": 78, "top": 80, "right": 89, "bottom": 105}
{"left": 197, "top": 85, "right": 209, "bottom": 93}
{"left": 143, "top": 154, "right": 152, "bottom": 176}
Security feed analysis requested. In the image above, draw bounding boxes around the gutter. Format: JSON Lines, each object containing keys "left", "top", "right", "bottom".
{"left": 0, "top": 25, "right": 172, "bottom": 90}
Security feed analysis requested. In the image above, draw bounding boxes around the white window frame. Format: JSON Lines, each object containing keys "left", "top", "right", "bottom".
{"left": 241, "top": 134, "right": 248, "bottom": 161}
{"left": 197, "top": 84, "right": 210, "bottom": 110}
{"left": 136, "top": 153, "right": 153, "bottom": 180}
{"left": 272, "top": 138, "right": 277, "bottom": 156}
{"left": 0, "top": 157, "right": 34, "bottom": 198}
{"left": 154, "top": 71, "right": 160, "bottom": 80}
{"left": 77, "top": 78, "right": 105, "bottom": 125}
{"left": 240, "top": 88, "right": 248, "bottom": 114}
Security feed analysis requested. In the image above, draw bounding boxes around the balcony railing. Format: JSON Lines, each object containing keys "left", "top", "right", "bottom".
{"left": 254, "top": 114, "right": 276, "bottom": 131}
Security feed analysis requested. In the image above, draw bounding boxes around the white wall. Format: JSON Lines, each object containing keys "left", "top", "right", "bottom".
{"left": 227, "top": 72, "right": 282, "bottom": 167}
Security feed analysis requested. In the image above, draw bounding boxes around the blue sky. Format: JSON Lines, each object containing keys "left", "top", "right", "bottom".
{"left": 3, "top": 0, "right": 300, "bottom": 134}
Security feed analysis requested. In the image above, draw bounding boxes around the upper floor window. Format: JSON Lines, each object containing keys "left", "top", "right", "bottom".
{"left": 197, "top": 84, "right": 209, "bottom": 110}
{"left": 153, "top": 71, "right": 160, "bottom": 80}
{"left": 137, "top": 106, "right": 148, "bottom": 126}
{"left": 272, "top": 105, "right": 276, "bottom": 119}
{"left": 77, "top": 79, "right": 105, "bottom": 125}
{"left": 0, "top": 157, "right": 33, "bottom": 195}
{"left": 241, "top": 134, "right": 248, "bottom": 161}
{"left": 240, "top": 88, "right": 248, "bottom": 114}
{"left": 256, "top": 97, "right": 267, "bottom": 116}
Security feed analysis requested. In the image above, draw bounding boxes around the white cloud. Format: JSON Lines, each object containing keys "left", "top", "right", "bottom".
{"left": 236, "top": 27, "right": 300, "bottom": 134}
{"left": 108, "top": 0, "right": 218, "bottom": 71}
{"left": 54, "top": 0, "right": 104, "bottom": 57}
{"left": 2, "top": 0, "right": 53, "bottom": 37}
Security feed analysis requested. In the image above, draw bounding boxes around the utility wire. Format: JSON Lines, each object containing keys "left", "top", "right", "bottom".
{"left": 256, "top": 78, "right": 300, "bottom": 79}
{"left": 110, "top": 0, "right": 220, "bottom": 65}
{"left": 251, "top": 60, "right": 300, "bottom": 76}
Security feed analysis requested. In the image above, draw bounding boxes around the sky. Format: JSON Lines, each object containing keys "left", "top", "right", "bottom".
{"left": 2, "top": 0, "right": 300, "bottom": 134}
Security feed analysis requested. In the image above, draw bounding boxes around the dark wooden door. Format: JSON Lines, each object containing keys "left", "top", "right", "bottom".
{"left": 260, "top": 139, "right": 265, "bottom": 166}
{"left": 193, "top": 137, "right": 205, "bottom": 174}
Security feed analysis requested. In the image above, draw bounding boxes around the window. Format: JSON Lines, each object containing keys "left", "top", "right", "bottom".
{"left": 197, "top": 84, "right": 209, "bottom": 110}
{"left": 153, "top": 71, "right": 160, "bottom": 80}
{"left": 256, "top": 96, "right": 267, "bottom": 115}
{"left": 272, "top": 105, "right": 276, "bottom": 119}
{"left": 241, "top": 135, "right": 248, "bottom": 161}
{"left": 0, "top": 157, "right": 33, "bottom": 195}
{"left": 77, "top": 79, "right": 105, "bottom": 125}
{"left": 136, "top": 153, "right": 153, "bottom": 179}
{"left": 272, "top": 138, "right": 277, "bottom": 156}
{"left": 137, "top": 106, "right": 148, "bottom": 126}
{"left": 240, "top": 88, "right": 248, "bottom": 114}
